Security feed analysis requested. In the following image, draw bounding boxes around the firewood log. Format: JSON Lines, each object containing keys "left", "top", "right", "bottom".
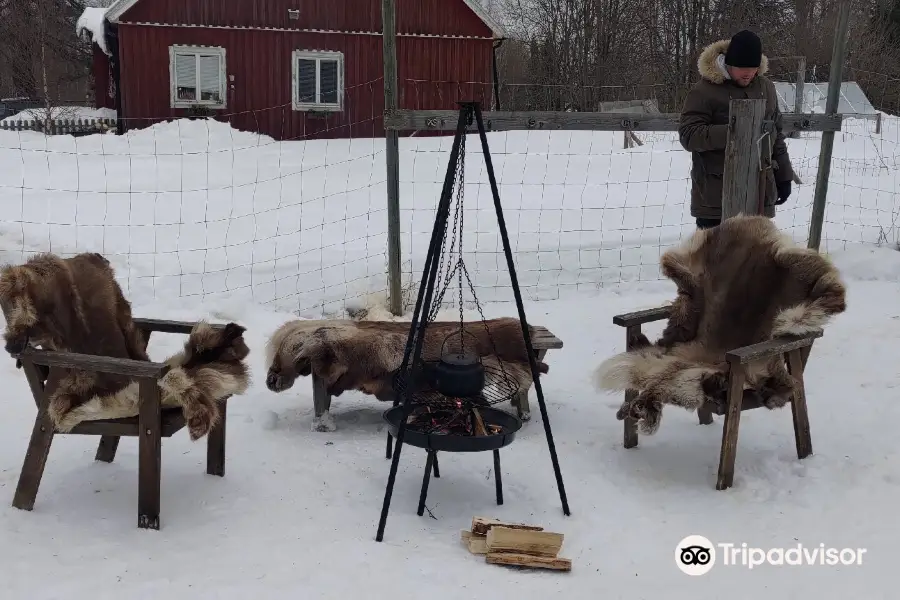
{"left": 485, "top": 526, "right": 564, "bottom": 557}
{"left": 486, "top": 552, "right": 572, "bottom": 571}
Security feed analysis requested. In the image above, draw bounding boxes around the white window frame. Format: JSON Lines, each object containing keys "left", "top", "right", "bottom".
{"left": 168, "top": 45, "right": 227, "bottom": 109}
{"left": 291, "top": 50, "right": 344, "bottom": 112}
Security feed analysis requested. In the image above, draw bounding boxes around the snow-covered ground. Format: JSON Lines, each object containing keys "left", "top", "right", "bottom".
{"left": 0, "top": 116, "right": 897, "bottom": 598}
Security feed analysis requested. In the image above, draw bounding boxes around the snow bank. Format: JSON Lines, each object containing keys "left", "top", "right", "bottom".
{"left": 75, "top": 6, "right": 111, "bottom": 56}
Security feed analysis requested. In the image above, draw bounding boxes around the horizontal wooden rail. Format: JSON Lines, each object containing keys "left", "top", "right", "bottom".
{"left": 384, "top": 109, "right": 844, "bottom": 134}
{"left": 725, "top": 330, "right": 823, "bottom": 364}
{"left": 17, "top": 348, "right": 170, "bottom": 379}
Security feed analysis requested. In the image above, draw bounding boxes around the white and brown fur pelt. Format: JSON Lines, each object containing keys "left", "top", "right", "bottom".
{"left": 593, "top": 215, "right": 846, "bottom": 435}
{"left": 0, "top": 252, "right": 250, "bottom": 440}
{"left": 264, "top": 317, "right": 548, "bottom": 401}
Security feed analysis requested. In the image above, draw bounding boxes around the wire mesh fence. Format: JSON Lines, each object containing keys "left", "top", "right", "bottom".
{"left": 0, "top": 77, "right": 898, "bottom": 317}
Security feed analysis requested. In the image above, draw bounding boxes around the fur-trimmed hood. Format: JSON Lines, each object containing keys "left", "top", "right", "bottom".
{"left": 697, "top": 39, "right": 770, "bottom": 84}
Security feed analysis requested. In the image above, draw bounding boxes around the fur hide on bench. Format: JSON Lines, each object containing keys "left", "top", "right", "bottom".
{"left": 0, "top": 252, "right": 250, "bottom": 440}
{"left": 264, "top": 317, "right": 548, "bottom": 409}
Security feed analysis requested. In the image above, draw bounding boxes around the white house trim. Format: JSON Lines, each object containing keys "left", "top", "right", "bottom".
{"left": 105, "top": 0, "right": 139, "bottom": 23}
{"left": 105, "top": 0, "right": 505, "bottom": 38}
{"left": 168, "top": 45, "right": 228, "bottom": 109}
{"left": 121, "top": 22, "right": 495, "bottom": 40}
{"left": 291, "top": 49, "right": 345, "bottom": 112}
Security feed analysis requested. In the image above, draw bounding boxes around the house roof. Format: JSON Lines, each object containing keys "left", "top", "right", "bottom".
{"left": 104, "top": 0, "right": 506, "bottom": 38}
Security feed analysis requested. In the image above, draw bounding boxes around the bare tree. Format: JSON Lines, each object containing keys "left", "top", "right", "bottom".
{"left": 0, "top": 0, "right": 92, "bottom": 123}
{"left": 491, "top": 0, "right": 900, "bottom": 115}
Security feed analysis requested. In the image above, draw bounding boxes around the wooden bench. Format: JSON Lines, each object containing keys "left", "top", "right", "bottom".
{"left": 611, "top": 306, "right": 816, "bottom": 490}
{"left": 310, "top": 325, "right": 563, "bottom": 429}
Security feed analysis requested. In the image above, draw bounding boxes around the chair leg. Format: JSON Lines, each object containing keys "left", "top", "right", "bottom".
{"left": 206, "top": 398, "right": 227, "bottom": 477}
{"left": 12, "top": 411, "right": 55, "bottom": 511}
{"left": 138, "top": 378, "right": 161, "bottom": 530}
{"left": 95, "top": 436, "right": 120, "bottom": 463}
{"left": 716, "top": 365, "right": 746, "bottom": 490}
{"left": 623, "top": 325, "right": 642, "bottom": 448}
{"left": 623, "top": 390, "right": 639, "bottom": 448}
{"left": 787, "top": 350, "right": 813, "bottom": 459}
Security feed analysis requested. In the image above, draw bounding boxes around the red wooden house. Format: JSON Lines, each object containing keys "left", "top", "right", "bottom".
{"left": 87, "top": 0, "right": 504, "bottom": 140}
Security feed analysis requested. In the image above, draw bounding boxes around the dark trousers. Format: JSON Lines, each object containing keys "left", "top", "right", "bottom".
{"left": 696, "top": 217, "right": 720, "bottom": 230}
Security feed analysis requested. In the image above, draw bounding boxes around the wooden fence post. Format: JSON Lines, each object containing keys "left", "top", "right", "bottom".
{"left": 382, "top": 0, "right": 403, "bottom": 316}
{"left": 808, "top": 0, "right": 852, "bottom": 251}
{"left": 722, "top": 99, "right": 767, "bottom": 219}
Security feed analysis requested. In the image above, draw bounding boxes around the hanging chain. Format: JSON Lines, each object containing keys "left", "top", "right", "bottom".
{"left": 428, "top": 129, "right": 466, "bottom": 324}
{"left": 456, "top": 131, "right": 466, "bottom": 354}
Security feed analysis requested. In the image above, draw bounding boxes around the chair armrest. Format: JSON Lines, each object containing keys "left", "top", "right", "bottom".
{"left": 16, "top": 347, "right": 170, "bottom": 379}
{"left": 612, "top": 305, "right": 672, "bottom": 327}
{"left": 725, "top": 330, "right": 823, "bottom": 365}
{"left": 133, "top": 318, "right": 204, "bottom": 335}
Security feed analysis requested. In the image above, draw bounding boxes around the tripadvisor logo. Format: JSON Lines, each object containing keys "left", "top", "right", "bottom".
{"left": 676, "top": 535, "right": 867, "bottom": 575}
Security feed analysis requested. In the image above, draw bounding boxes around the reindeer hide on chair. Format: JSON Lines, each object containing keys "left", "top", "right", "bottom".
{"left": 0, "top": 252, "right": 251, "bottom": 440}
{"left": 264, "top": 317, "right": 547, "bottom": 400}
{"left": 593, "top": 215, "right": 846, "bottom": 435}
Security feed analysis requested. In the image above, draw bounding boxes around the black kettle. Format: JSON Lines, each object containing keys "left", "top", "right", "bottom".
{"left": 429, "top": 331, "right": 485, "bottom": 398}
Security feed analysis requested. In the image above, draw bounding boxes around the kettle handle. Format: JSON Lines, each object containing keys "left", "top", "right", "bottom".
{"left": 440, "top": 329, "right": 482, "bottom": 362}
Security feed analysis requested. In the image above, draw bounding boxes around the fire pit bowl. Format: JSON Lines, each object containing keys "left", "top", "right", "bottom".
{"left": 383, "top": 405, "right": 522, "bottom": 453}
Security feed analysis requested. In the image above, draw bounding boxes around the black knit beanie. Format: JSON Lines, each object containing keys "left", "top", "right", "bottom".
{"left": 724, "top": 30, "right": 762, "bottom": 68}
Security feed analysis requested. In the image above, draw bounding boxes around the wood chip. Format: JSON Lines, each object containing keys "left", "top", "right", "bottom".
{"left": 486, "top": 552, "right": 572, "bottom": 571}
{"left": 472, "top": 408, "right": 488, "bottom": 436}
{"left": 485, "top": 526, "right": 564, "bottom": 557}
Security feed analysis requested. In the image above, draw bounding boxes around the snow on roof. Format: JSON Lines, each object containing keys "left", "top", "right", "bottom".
{"left": 105, "top": 0, "right": 506, "bottom": 38}
{"left": 773, "top": 81, "right": 877, "bottom": 115}
{"left": 76, "top": 6, "right": 111, "bottom": 56}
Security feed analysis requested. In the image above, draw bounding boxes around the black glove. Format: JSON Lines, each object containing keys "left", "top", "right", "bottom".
{"left": 775, "top": 180, "right": 791, "bottom": 205}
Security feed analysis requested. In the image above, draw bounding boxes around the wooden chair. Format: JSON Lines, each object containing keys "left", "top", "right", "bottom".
{"left": 611, "top": 306, "right": 816, "bottom": 490}
{"left": 11, "top": 318, "right": 229, "bottom": 530}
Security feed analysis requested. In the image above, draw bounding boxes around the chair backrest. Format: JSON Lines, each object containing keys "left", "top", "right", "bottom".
{"left": 671, "top": 216, "right": 844, "bottom": 355}
{"left": 0, "top": 252, "right": 147, "bottom": 360}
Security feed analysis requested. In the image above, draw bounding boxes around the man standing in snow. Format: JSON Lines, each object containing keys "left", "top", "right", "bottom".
{"left": 678, "top": 30, "right": 795, "bottom": 229}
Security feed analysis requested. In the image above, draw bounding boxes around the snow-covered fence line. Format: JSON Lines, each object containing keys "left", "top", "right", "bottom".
{"left": 0, "top": 118, "right": 117, "bottom": 137}
{"left": 0, "top": 114, "right": 898, "bottom": 318}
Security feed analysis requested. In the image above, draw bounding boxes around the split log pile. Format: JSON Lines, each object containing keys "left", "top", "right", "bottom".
{"left": 460, "top": 516, "right": 572, "bottom": 572}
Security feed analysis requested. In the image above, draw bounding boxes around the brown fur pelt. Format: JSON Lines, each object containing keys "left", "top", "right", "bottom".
{"left": 0, "top": 252, "right": 251, "bottom": 440}
{"left": 593, "top": 215, "right": 847, "bottom": 435}
{"left": 264, "top": 317, "right": 548, "bottom": 401}
{"left": 58, "top": 321, "right": 251, "bottom": 440}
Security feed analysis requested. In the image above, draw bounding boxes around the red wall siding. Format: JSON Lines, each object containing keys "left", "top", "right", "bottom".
{"left": 119, "top": 0, "right": 493, "bottom": 37}
{"left": 395, "top": 0, "right": 490, "bottom": 37}
{"left": 117, "top": 25, "right": 493, "bottom": 140}
{"left": 91, "top": 47, "right": 116, "bottom": 110}
{"left": 398, "top": 36, "right": 493, "bottom": 110}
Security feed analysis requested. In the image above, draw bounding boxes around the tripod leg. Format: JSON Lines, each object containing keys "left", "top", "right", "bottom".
{"left": 376, "top": 104, "right": 471, "bottom": 541}
{"left": 418, "top": 451, "right": 435, "bottom": 516}
{"left": 471, "top": 102, "right": 570, "bottom": 516}
{"left": 493, "top": 449, "right": 503, "bottom": 505}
